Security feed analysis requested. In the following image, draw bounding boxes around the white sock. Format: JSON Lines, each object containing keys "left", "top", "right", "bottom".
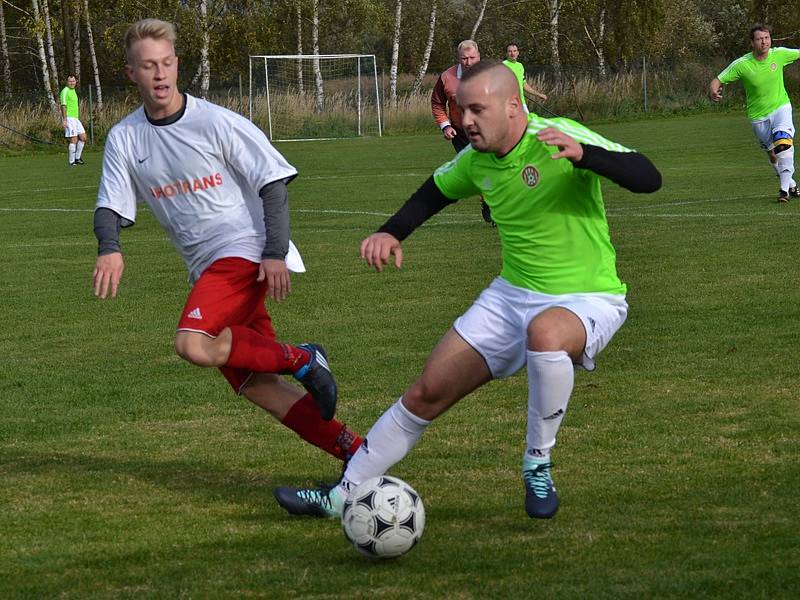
{"left": 339, "top": 397, "right": 430, "bottom": 496}
{"left": 68, "top": 143, "right": 76, "bottom": 164}
{"left": 525, "top": 350, "right": 574, "bottom": 462}
{"left": 776, "top": 147, "right": 795, "bottom": 192}
{"left": 75, "top": 140, "right": 85, "bottom": 160}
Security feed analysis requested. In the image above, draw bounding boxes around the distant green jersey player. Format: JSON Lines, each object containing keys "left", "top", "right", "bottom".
{"left": 502, "top": 42, "right": 547, "bottom": 115}
{"left": 710, "top": 24, "right": 800, "bottom": 202}
{"left": 275, "top": 61, "right": 661, "bottom": 521}
{"left": 59, "top": 75, "right": 87, "bottom": 166}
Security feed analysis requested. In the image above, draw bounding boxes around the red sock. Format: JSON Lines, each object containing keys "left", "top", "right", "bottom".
{"left": 226, "top": 326, "right": 309, "bottom": 374}
{"left": 281, "top": 394, "right": 363, "bottom": 461}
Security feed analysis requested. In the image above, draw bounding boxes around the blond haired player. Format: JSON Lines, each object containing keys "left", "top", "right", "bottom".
{"left": 92, "top": 19, "right": 363, "bottom": 465}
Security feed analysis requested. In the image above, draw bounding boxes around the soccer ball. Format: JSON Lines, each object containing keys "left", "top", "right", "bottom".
{"left": 341, "top": 475, "right": 425, "bottom": 559}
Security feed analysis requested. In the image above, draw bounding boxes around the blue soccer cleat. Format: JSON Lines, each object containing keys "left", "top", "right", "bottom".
{"left": 293, "top": 343, "right": 337, "bottom": 420}
{"left": 274, "top": 483, "right": 344, "bottom": 519}
{"left": 523, "top": 461, "right": 559, "bottom": 519}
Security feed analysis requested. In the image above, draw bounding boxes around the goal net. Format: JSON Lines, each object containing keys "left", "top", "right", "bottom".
{"left": 249, "top": 54, "right": 382, "bottom": 141}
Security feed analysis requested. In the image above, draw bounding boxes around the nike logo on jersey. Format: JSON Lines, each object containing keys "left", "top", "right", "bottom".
{"left": 137, "top": 156, "right": 149, "bottom": 163}
{"left": 186, "top": 307, "right": 203, "bottom": 320}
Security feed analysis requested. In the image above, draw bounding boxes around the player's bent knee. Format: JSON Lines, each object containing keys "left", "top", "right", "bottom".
{"left": 772, "top": 132, "right": 793, "bottom": 154}
{"left": 174, "top": 332, "right": 219, "bottom": 367}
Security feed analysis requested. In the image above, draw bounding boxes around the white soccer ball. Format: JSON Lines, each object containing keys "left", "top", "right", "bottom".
{"left": 341, "top": 475, "right": 426, "bottom": 559}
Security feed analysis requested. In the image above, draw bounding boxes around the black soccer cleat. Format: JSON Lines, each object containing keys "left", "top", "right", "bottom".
{"left": 778, "top": 189, "right": 790, "bottom": 203}
{"left": 523, "top": 462, "right": 559, "bottom": 519}
{"left": 789, "top": 186, "right": 799, "bottom": 199}
{"left": 75, "top": 158, "right": 85, "bottom": 165}
{"left": 480, "top": 199, "right": 496, "bottom": 227}
{"left": 293, "top": 343, "right": 337, "bottom": 420}
{"left": 273, "top": 483, "right": 342, "bottom": 518}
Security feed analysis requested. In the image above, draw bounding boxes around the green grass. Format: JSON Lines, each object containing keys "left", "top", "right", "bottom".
{"left": 1, "top": 113, "right": 799, "bottom": 598}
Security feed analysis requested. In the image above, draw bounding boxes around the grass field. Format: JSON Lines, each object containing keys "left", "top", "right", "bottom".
{"left": 1, "top": 113, "right": 798, "bottom": 599}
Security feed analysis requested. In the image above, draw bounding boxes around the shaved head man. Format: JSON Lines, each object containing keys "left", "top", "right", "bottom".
{"left": 276, "top": 60, "right": 662, "bottom": 522}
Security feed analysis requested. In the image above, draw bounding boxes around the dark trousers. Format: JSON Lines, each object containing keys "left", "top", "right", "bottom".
{"left": 451, "top": 128, "right": 470, "bottom": 153}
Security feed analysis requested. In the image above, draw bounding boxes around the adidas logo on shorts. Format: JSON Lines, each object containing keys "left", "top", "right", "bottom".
{"left": 187, "top": 307, "right": 203, "bottom": 320}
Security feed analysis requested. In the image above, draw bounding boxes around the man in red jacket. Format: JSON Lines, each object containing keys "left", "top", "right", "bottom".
{"left": 431, "top": 40, "right": 493, "bottom": 225}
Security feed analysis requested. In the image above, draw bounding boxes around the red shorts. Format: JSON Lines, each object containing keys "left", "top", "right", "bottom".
{"left": 177, "top": 257, "right": 275, "bottom": 392}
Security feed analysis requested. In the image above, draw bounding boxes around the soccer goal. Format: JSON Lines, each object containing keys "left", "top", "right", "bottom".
{"left": 249, "top": 54, "right": 382, "bottom": 141}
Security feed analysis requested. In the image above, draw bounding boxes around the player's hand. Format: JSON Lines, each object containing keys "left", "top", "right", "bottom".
{"left": 93, "top": 252, "right": 124, "bottom": 299}
{"left": 709, "top": 86, "right": 723, "bottom": 102}
{"left": 360, "top": 232, "right": 403, "bottom": 272}
{"left": 258, "top": 258, "right": 291, "bottom": 302}
{"left": 538, "top": 92, "right": 548, "bottom": 102}
{"left": 442, "top": 126, "right": 456, "bottom": 140}
{"left": 537, "top": 127, "right": 583, "bottom": 162}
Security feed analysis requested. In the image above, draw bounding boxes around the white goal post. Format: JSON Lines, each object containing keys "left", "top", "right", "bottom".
{"left": 248, "top": 54, "right": 382, "bottom": 141}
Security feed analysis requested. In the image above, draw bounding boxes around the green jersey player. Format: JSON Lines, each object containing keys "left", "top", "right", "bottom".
{"left": 502, "top": 42, "right": 547, "bottom": 114}
{"left": 709, "top": 24, "right": 800, "bottom": 203}
{"left": 275, "top": 61, "right": 661, "bottom": 521}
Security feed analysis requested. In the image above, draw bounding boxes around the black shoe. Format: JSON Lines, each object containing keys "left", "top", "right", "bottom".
{"left": 523, "top": 462, "right": 559, "bottom": 519}
{"left": 789, "top": 186, "right": 799, "bottom": 198}
{"left": 480, "top": 199, "right": 495, "bottom": 226}
{"left": 75, "top": 158, "right": 85, "bottom": 165}
{"left": 293, "top": 343, "right": 337, "bottom": 420}
{"left": 778, "top": 190, "right": 790, "bottom": 203}
{"left": 273, "top": 483, "right": 342, "bottom": 518}
{"left": 69, "top": 161, "right": 78, "bottom": 167}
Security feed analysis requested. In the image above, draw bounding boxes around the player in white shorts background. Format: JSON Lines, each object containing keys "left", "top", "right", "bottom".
{"left": 275, "top": 61, "right": 662, "bottom": 521}
{"left": 91, "top": 19, "right": 364, "bottom": 469}
{"left": 709, "top": 23, "right": 800, "bottom": 203}
{"left": 59, "top": 75, "right": 87, "bottom": 166}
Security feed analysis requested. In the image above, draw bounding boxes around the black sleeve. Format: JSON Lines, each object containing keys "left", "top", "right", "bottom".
{"left": 377, "top": 176, "right": 458, "bottom": 241}
{"left": 259, "top": 179, "right": 290, "bottom": 260}
{"left": 93, "top": 207, "right": 122, "bottom": 255}
{"left": 574, "top": 144, "right": 662, "bottom": 193}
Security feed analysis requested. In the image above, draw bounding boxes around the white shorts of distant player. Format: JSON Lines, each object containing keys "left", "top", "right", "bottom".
{"left": 751, "top": 103, "right": 794, "bottom": 151}
{"left": 454, "top": 276, "right": 628, "bottom": 377}
{"left": 64, "top": 117, "right": 85, "bottom": 138}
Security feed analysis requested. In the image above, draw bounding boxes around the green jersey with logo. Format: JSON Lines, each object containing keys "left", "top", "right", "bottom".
{"left": 433, "top": 115, "right": 632, "bottom": 295}
{"left": 718, "top": 47, "right": 800, "bottom": 120}
{"left": 59, "top": 86, "right": 79, "bottom": 118}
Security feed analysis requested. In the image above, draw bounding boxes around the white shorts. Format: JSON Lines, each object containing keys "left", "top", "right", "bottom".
{"left": 751, "top": 103, "right": 794, "bottom": 151}
{"left": 64, "top": 117, "right": 85, "bottom": 138}
{"left": 453, "top": 277, "right": 628, "bottom": 377}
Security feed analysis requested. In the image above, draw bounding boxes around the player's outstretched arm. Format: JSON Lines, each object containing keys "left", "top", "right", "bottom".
{"left": 537, "top": 127, "right": 584, "bottom": 162}
{"left": 93, "top": 252, "right": 124, "bottom": 299}
{"left": 360, "top": 233, "right": 403, "bottom": 272}
{"left": 708, "top": 78, "right": 723, "bottom": 102}
{"left": 258, "top": 180, "right": 292, "bottom": 302}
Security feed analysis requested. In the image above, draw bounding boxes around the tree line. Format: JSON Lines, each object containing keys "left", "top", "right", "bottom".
{"left": 1, "top": 0, "right": 798, "bottom": 108}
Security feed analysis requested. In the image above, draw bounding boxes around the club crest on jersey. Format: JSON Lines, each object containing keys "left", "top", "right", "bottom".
{"left": 521, "top": 165, "right": 540, "bottom": 188}
{"left": 770, "top": 63, "right": 777, "bottom": 71}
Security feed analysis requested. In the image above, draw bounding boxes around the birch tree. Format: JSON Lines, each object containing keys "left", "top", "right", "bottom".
{"left": 411, "top": 1, "right": 436, "bottom": 95}
{"left": 60, "top": 0, "right": 74, "bottom": 80}
{"left": 295, "top": 0, "right": 303, "bottom": 93}
{"left": 199, "top": 0, "right": 210, "bottom": 97}
{"left": 31, "top": 0, "right": 57, "bottom": 108}
{"left": 72, "top": 0, "right": 81, "bottom": 82}
{"left": 41, "top": 0, "right": 58, "bottom": 85}
{"left": 583, "top": 4, "right": 607, "bottom": 77}
{"left": 389, "top": 0, "right": 402, "bottom": 108}
{"left": 547, "top": 0, "right": 562, "bottom": 81}
{"left": 470, "top": 0, "right": 487, "bottom": 39}
{"left": 312, "top": 0, "right": 323, "bottom": 112}
{"left": 82, "top": 0, "right": 101, "bottom": 108}
{"left": 0, "top": 0, "right": 11, "bottom": 98}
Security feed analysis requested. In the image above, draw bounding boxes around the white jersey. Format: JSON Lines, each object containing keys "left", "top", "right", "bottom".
{"left": 96, "top": 94, "right": 298, "bottom": 283}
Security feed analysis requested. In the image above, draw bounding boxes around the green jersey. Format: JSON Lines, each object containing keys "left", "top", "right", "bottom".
{"left": 503, "top": 59, "right": 526, "bottom": 101}
{"left": 433, "top": 115, "right": 632, "bottom": 295}
{"left": 59, "top": 86, "right": 79, "bottom": 118}
{"left": 718, "top": 47, "right": 800, "bottom": 120}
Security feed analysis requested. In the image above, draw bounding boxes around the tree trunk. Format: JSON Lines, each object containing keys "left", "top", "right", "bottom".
{"left": 312, "top": 0, "right": 323, "bottom": 112}
{"left": 31, "top": 0, "right": 57, "bottom": 108}
{"left": 199, "top": 0, "right": 210, "bottom": 98}
{"left": 389, "top": 0, "right": 402, "bottom": 108}
{"left": 583, "top": 7, "right": 606, "bottom": 78}
{"left": 60, "top": 0, "right": 75, "bottom": 79}
{"left": 470, "top": 0, "right": 487, "bottom": 39}
{"left": 41, "top": 0, "right": 58, "bottom": 86}
{"left": 0, "top": 0, "right": 12, "bottom": 99}
{"left": 411, "top": 1, "right": 436, "bottom": 95}
{"left": 296, "top": 0, "right": 303, "bottom": 93}
{"left": 547, "top": 0, "right": 562, "bottom": 81}
{"left": 72, "top": 0, "right": 81, "bottom": 82}
{"left": 82, "top": 0, "right": 102, "bottom": 109}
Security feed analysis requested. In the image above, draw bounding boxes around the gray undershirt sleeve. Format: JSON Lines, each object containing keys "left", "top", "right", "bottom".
{"left": 93, "top": 207, "right": 122, "bottom": 255}
{"left": 259, "top": 180, "right": 290, "bottom": 260}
